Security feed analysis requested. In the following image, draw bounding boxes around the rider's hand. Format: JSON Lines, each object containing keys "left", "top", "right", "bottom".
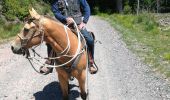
{"left": 66, "top": 17, "right": 74, "bottom": 25}
{"left": 78, "top": 22, "right": 86, "bottom": 30}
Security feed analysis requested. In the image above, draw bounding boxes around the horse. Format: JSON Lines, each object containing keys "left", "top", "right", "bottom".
{"left": 11, "top": 8, "right": 88, "bottom": 100}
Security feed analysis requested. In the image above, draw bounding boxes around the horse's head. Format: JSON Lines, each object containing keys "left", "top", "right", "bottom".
{"left": 11, "top": 8, "right": 43, "bottom": 55}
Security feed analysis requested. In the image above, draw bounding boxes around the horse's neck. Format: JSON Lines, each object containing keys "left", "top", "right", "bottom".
{"left": 44, "top": 21, "right": 67, "bottom": 52}
{"left": 43, "top": 18, "right": 78, "bottom": 55}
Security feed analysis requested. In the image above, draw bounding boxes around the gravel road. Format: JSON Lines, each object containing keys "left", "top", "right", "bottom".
{"left": 0, "top": 16, "right": 170, "bottom": 100}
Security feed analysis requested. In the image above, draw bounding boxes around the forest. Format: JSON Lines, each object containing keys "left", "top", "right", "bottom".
{"left": 0, "top": 0, "right": 170, "bottom": 21}
{"left": 88, "top": 0, "right": 170, "bottom": 13}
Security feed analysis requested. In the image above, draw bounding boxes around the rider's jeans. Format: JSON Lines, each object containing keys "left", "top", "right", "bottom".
{"left": 80, "top": 28, "right": 94, "bottom": 59}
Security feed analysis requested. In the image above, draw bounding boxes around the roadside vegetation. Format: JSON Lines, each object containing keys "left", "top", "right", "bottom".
{"left": 0, "top": 20, "right": 22, "bottom": 39}
{"left": 0, "top": 0, "right": 51, "bottom": 40}
{"left": 100, "top": 13, "right": 170, "bottom": 78}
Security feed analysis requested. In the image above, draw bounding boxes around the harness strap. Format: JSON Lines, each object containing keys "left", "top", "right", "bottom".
{"left": 70, "top": 48, "right": 84, "bottom": 72}
{"left": 25, "top": 18, "right": 88, "bottom": 76}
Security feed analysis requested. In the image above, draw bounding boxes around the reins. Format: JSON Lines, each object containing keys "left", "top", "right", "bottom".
{"left": 21, "top": 17, "right": 90, "bottom": 98}
{"left": 25, "top": 17, "right": 87, "bottom": 69}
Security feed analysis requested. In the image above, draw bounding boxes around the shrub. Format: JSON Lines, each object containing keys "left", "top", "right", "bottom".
{"left": 93, "top": 6, "right": 100, "bottom": 14}
{"left": 0, "top": 19, "right": 5, "bottom": 25}
{"left": 0, "top": 23, "right": 22, "bottom": 39}
{"left": 2, "top": 0, "right": 30, "bottom": 20}
{"left": 133, "top": 14, "right": 146, "bottom": 24}
{"left": 0, "top": 0, "right": 52, "bottom": 39}
{"left": 164, "top": 53, "right": 170, "bottom": 61}
{"left": 1, "top": 0, "right": 41, "bottom": 21}
{"left": 124, "top": 5, "right": 132, "bottom": 14}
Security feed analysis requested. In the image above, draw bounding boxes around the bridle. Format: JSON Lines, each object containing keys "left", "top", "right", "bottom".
{"left": 17, "top": 18, "right": 44, "bottom": 49}
{"left": 17, "top": 29, "right": 41, "bottom": 48}
{"left": 18, "top": 16, "right": 87, "bottom": 72}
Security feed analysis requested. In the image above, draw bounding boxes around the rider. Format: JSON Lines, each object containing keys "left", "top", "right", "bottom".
{"left": 40, "top": 0, "right": 97, "bottom": 74}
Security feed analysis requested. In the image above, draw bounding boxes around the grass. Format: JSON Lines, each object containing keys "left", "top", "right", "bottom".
{"left": 0, "top": 20, "right": 22, "bottom": 40}
{"left": 99, "top": 13, "right": 170, "bottom": 78}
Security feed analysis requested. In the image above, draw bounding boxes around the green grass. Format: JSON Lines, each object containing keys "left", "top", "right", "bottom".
{"left": 99, "top": 13, "right": 170, "bottom": 78}
{"left": 0, "top": 20, "right": 22, "bottom": 40}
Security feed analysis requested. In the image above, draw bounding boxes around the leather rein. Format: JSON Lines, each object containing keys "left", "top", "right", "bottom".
{"left": 18, "top": 16, "right": 87, "bottom": 74}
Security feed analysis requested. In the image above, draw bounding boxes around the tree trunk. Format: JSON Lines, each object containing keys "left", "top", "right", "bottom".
{"left": 157, "top": 0, "right": 160, "bottom": 13}
{"left": 116, "top": 0, "right": 123, "bottom": 13}
{"left": 137, "top": 0, "right": 140, "bottom": 15}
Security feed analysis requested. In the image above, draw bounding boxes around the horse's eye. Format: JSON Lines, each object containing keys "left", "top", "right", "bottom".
{"left": 24, "top": 28, "right": 29, "bottom": 32}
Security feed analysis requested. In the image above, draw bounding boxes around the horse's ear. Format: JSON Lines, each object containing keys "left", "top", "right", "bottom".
{"left": 29, "top": 8, "right": 41, "bottom": 20}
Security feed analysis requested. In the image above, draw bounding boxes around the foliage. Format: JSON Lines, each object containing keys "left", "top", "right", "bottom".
{"left": 93, "top": 6, "right": 100, "bottom": 15}
{"left": 124, "top": 4, "right": 132, "bottom": 14}
{"left": 123, "top": 1, "right": 132, "bottom": 14}
{"left": 1, "top": 0, "right": 51, "bottom": 21}
{"left": 164, "top": 53, "right": 170, "bottom": 61}
{"left": 87, "top": 0, "right": 170, "bottom": 14}
{"left": 100, "top": 13, "right": 170, "bottom": 77}
{"left": 0, "top": 0, "right": 52, "bottom": 39}
{"left": 0, "top": 19, "right": 22, "bottom": 39}
{"left": 2, "top": 0, "right": 34, "bottom": 20}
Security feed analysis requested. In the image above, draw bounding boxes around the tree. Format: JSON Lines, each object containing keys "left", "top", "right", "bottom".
{"left": 137, "top": 0, "right": 140, "bottom": 15}
{"left": 156, "top": 0, "right": 160, "bottom": 13}
{"left": 117, "top": 0, "right": 123, "bottom": 13}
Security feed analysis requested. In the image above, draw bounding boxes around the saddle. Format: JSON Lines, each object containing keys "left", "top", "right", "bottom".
{"left": 89, "top": 31, "right": 95, "bottom": 40}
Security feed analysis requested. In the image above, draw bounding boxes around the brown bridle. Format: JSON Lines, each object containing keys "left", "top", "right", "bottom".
{"left": 17, "top": 18, "right": 44, "bottom": 48}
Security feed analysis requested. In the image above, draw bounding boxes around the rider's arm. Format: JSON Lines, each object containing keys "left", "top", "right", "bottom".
{"left": 51, "top": 2, "right": 67, "bottom": 24}
{"left": 80, "top": 0, "right": 91, "bottom": 24}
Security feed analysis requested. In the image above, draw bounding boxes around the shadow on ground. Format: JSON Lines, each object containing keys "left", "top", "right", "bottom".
{"left": 34, "top": 81, "right": 80, "bottom": 100}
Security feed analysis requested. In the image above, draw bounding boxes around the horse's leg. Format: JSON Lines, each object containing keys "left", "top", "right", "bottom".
{"left": 57, "top": 69, "right": 69, "bottom": 100}
{"left": 78, "top": 69, "right": 87, "bottom": 100}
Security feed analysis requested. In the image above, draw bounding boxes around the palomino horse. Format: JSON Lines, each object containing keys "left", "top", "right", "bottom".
{"left": 11, "top": 8, "right": 88, "bottom": 100}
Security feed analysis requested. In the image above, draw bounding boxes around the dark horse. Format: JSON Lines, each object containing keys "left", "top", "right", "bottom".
{"left": 11, "top": 8, "right": 88, "bottom": 100}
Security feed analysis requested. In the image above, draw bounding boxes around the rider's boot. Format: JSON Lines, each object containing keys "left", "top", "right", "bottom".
{"left": 40, "top": 59, "right": 53, "bottom": 75}
{"left": 89, "top": 53, "right": 98, "bottom": 74}
{"left": 39, "top": 44, "right": 54, "bottom": 75}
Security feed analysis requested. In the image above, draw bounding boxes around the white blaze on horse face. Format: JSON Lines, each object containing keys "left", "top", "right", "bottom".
{"left": 11, "top": 36, "right": 22, "bottom": 52}
{"left": 11, "top": 22, "right": 36, "bottom": 51}
{"left": 23, "top": 22, "right": 36, "bottom": 38}
{"left": 24, "top": 22, "right": 36, "bottom": 30}
{"left": 29, "top": 8, "right": 40, "bottom": 19}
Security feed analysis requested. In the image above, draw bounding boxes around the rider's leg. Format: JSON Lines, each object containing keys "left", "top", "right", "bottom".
{"left": 39, "top": 43, "right": 53, "bottom": 75}
{"left": 80, "top": 28, "right": 97, "bottom": 74}
{"left": 80, "top": 28, "right": 94, "bottom": 58}
{"left": 47, "top": 43, "right": 52, "bottom": 56}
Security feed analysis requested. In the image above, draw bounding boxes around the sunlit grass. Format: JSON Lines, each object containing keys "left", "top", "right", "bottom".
{"left": 0, "top": 21, "right": 22, "bottom": 40}
{"left": 100, "top": 13, "right": 170, "bottom": 78}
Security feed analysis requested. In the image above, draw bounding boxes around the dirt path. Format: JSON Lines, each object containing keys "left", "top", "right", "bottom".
{"left": 0, "top": 16, "right": 170, "bottom": 100}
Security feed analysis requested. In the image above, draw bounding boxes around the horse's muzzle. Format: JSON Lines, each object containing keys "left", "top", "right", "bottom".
{"left": 11, "top": 46, "right": 24, "bottom": 55}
